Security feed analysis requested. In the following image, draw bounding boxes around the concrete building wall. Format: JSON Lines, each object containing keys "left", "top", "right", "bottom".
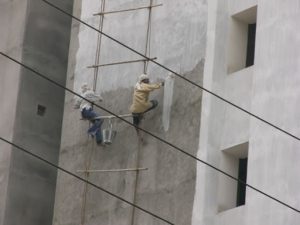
{"left": 0, "top": 1, "right": 73, "bottom": 225}
{"left": 53, "top": 0, "right": 207, "bottom": 225}
{"left": 0, "top": 1, "right": 27, "bottom": 223}
{"left": 192, "top": 0, "right": 300, "bottom": 224}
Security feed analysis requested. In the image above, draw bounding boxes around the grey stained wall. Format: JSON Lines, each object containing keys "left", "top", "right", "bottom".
{"left": 0, "top": 0, "right": 27, "bottom": 223}
{"left": 0, "top": 1, "right": 73, "bottom": 225}
{"left": 53, "top": 0, "right": 207, "bottom": 225}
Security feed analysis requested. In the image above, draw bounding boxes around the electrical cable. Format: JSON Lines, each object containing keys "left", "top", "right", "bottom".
{"left": 0, "top": 133, "right": 173, "bottom": 224}
{"left": 1, "top": 52, "right": 299, "bottom": 214}
{"left": 41, "top": 0, "right": 300, "bottom": 142}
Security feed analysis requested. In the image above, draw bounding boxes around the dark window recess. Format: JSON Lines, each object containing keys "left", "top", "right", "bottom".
{"left": 37, "top": 104, "right": 46, "bottom": 116}
{"left": 246, "top": 23, "right": 256, "bottom": 67}
{"left": 236, "top": 158, "right": 248, "bottom": 206}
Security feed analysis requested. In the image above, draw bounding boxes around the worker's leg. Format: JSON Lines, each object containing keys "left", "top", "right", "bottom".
{"left": 82, "top": 108, "right": 103, "bottom": 136}
{"left": 144, "top": 100, "right": 158, "bottom": 113}
{"left": 132, "top": 100, "right": 158, "bottom": 127}
{"left": 81, "top": 107, "right": 98, "bottom": 120}
{"left": 132, "top": 113, "right": 142, "bottom": 126}
{"left": 95, "top": 128, "right": 103, "bottom": 144}
{"left": 88, "top": 119, "right": 103, "bottom": 134}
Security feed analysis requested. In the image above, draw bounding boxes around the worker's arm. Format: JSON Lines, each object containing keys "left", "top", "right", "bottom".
{"left": 140, "top": 83, "right": 162, "bottom": 92}
{"left": 73, "top": 96, "right": 82, "bottom": 109}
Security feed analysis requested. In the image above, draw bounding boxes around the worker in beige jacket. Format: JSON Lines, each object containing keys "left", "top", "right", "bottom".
{"left": 130, "top": 74, "right": 164, "bottom": 126}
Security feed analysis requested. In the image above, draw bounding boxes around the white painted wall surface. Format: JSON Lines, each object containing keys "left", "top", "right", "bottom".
{"left": 193, "top": 0, "right": 300, "bottom": 224}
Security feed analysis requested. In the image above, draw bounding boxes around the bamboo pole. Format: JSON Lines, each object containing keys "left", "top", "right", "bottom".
{"left": 87, "top": 57, "right": 157, "bottom": 68}
{"left": 77, "top": 167, "right": 148, "bottom": 173}
{"left": 93, "top": 4, "right": 163, "bottom": 16}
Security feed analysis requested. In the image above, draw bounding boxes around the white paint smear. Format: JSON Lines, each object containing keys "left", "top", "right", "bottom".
{"left": 162, "top": 75, "right": 175, "bottom": 132}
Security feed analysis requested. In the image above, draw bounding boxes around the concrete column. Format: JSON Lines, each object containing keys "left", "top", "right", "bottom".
{"left": 0, "top": 1, "right": 73, "bottom": 225}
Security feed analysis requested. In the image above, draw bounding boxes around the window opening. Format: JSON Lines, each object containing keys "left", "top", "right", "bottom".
{"left": 246, "top": 24, "right": 256, "bottom": 67}
{"left": 227, "top": 6, "right": 257, "bottom": 74}
{"left": 218, "top": 143, "right": 249, "bottom": 212}
{"left": 236, "top": 157, "right": 248, "bottom": 206}
{"left": 37, "top": 104, "right": 46, "bottom": 116}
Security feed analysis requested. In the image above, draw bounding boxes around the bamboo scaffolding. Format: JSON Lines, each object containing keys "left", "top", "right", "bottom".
{"left": 93, "top": 4, "right": 163, "bottom": 16}
{"left": 77, "top": 167, "right": 148, "bottom": 173}
{"left": 87, "top": 57, "right": 157, "bottom": 68}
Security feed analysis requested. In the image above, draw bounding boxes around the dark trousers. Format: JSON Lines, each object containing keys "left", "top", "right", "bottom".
{"left": 82, "top": 108, "right": 103, "bottom": 144}
{"left": 132, "top": 100, "right": 158, "bottom": 126}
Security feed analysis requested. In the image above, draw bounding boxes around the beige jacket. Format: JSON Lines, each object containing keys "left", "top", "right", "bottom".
{"left": 130, "top": 82, "right": 161, "bottom": 113}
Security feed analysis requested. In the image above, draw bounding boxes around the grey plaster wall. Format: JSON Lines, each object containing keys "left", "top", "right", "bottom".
{"left": 0, "top": 0, "right": 27, "bottom": 223}
{"left": 0, "top": 1, "right": 73, "bottom": 225}
{"left": 54, "top": 63, "right": 204, "bottom": 225}
{"left": 53, "top": 0, "right": 207, "bottom": 225}
{"left": 192, "top": 0, "right": 300, "bottom": 224}
{"left": 72, "top": 0, "right": 207, "bottom": 91}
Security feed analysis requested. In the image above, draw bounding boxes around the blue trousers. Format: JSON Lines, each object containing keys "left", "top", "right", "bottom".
{"left": 81, "top": 108, "right": 103, "bottom": 144}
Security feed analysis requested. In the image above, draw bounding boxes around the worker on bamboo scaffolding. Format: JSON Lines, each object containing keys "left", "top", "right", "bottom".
{"left": 74, "top": 83, "right": 104, "bottom": 145}
{"left": 130, "top": 74, "right": 164, "bottom": 127}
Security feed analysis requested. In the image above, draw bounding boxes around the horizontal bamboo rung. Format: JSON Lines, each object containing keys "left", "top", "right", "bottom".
{"left": 93, "top": 114, "right": 133, "bottom": 120}
{"left": 87, "top": 57, "right": 157, "bottom": 68}
{"left": 93, "top": 4, "right": 163, "bottom": 16}
{"left": 77, "top": 167, "right": 148, "bottom": 173}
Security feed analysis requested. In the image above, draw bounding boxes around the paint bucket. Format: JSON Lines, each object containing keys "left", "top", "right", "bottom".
{"left": 102, "top": 129, "right": 117, "bottom": 145}
{"left": 102, "top": 119, "right": 117, "bottom": 145}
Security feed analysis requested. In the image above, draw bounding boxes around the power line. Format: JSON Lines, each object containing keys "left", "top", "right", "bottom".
{"left": 41, "top": 0, "right": 300, "bottom": 142}
{"left": 1, "top": 52, "right": 299, "bottom": 214}
{"left": 0, "top": 135, "right": 173, "bottom": 224}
